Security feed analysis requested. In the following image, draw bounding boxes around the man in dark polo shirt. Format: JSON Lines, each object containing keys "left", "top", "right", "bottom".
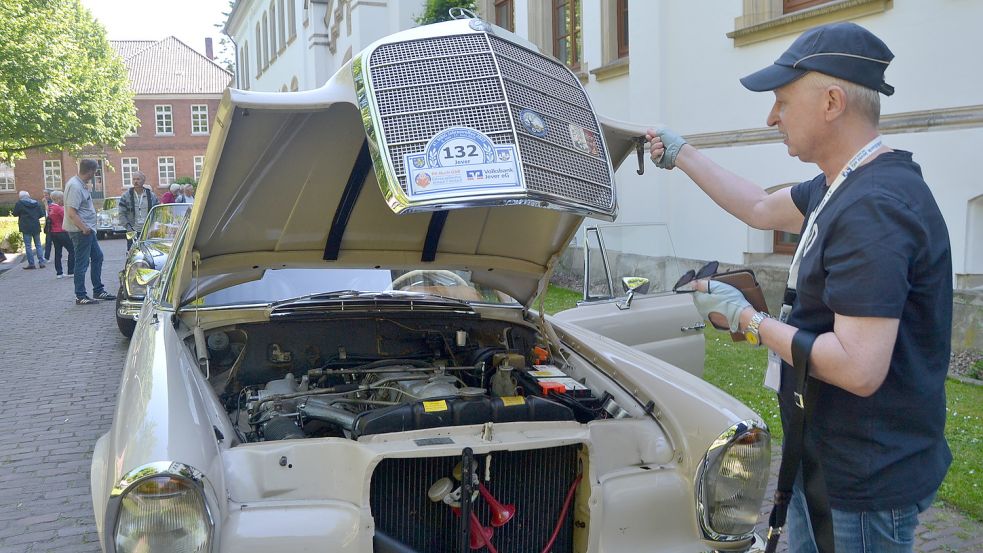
{"left": 646, "top": 22, "right": 951, "bottom": 553}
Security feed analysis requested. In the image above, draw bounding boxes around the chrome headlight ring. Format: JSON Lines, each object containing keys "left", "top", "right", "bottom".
{"left": 105, "top": 461, "right": 215, "bottom": 553}
{"left": 124, "top": 259, "right": 151, "bottom": 298}
{"left": 695, "top": 419, "right": 771, "bottom": 542}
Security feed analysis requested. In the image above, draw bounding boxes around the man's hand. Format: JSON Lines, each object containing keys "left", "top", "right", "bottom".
{"left": 81, "top": 226, "right": 92, "bottom": 235}
{"left": 645, "top": 127, "right": 687, "bottom": 170}
{"left": 690, "top": 279, "right": 752, "bottom": 333}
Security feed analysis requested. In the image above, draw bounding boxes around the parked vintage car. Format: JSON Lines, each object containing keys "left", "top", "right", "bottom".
{"left": 115, "top": 202, "right": 192, "bottom": 337}
{"left": 96, "top": 196, "right": 125, "bottom": 239}
{"left": 90, "top": 16, "right": 770, "bottom": 553}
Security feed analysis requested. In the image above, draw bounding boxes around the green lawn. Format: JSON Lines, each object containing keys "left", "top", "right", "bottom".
{"left": 542, "top": 284, "right": 983, "bottom": 521}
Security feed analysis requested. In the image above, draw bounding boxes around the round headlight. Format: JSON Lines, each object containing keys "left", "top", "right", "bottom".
{"left": 114, "top": 474, "right": 212, "bottom": 553}
{"left": 696, "top": 420, "right": 771, "bottom": 540}
{"left": 125, "top": 259, "right": 152, "bottom": 298}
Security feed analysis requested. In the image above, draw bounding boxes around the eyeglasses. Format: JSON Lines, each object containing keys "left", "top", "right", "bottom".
{"left": 673, "top": 260, "right": 719, "bottom": 293}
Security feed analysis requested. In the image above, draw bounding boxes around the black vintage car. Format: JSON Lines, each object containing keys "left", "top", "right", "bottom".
{"left": 115, "top": 203, "right": 190, "bottom": 336}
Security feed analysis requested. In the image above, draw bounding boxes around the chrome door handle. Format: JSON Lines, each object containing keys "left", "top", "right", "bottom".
{"left": 680, "top": 322, "right": 706, "bottom": 332}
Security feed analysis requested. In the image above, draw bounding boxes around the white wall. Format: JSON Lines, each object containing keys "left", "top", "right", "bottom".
{"left": 575, "top": 0, "right": 983, "bottom": 281}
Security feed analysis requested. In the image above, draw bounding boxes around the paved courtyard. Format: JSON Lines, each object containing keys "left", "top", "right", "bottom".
{"left": 0, "top": 238, "right": 979, "bottom": 551}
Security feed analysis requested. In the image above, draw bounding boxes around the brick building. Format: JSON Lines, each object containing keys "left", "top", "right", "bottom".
{"left": 0, "top": 36, "right": 231, "bottom": 204}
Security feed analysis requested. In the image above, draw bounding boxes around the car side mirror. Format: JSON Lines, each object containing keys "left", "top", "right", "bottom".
{"left": 621, "top": 277, "right": 650, "bottom": 295}
{"left": 616, "top": 277, "right": 650, "bottom": 311}
{"left": 134, "top": 268, "right": 161, "bottom": 287}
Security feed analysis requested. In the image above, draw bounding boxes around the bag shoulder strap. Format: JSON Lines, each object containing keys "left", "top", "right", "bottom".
{"left": 764, "top": 330, "right": 835, "bottom": 553}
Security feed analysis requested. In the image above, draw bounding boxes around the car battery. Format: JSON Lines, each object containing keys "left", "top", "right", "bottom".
{"left": 517, "top": 365, "right": 592, "bottom": 398}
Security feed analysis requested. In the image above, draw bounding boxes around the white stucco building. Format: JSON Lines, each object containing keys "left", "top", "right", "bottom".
{"left": 223, "top": 0, "right": 982, "bottom": 291}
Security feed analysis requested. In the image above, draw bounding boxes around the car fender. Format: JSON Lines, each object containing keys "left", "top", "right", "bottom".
{"left": 548, "top": 316, "right": 763, "bottom": 476}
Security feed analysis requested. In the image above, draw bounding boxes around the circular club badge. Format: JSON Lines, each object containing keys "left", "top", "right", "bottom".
{"left": 426, "top": 127, "right": 496, "bottom": 168}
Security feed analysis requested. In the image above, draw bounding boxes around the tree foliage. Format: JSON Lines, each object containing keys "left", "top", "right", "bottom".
{"left": 414, "top": 0, "right": 478, "bottom": 25}
{"left": 0, "top": 0, "right": 138, "bottom": 163}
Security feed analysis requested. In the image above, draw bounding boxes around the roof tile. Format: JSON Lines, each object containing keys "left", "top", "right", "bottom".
{"left": 111, "top": 37, "right": 232, "bottom": 95}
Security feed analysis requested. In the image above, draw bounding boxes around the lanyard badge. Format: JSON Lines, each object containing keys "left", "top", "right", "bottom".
{"left": 765, "top": 136, "right": 884, "bottom": 392}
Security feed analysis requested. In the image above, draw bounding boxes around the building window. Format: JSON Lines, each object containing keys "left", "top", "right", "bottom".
{"left": 155, "top": 105, "right": 173, "bottom": 135}
{"left": 194, "top": 156, "right": 204, "bottom": 181}
{"left": 191, "top": 105, "right": 209, "bottom": 134}
{"left": 277, "top": 0, "right": 286, "bottom": 49}
{"left": 617, "top": 0, "right": 629, "bottom": 58}
{"left": 262, "top": 13, "right": 270, "bottom": 66}
{"left": 269, "top": 3, "right": 278, "bottom": 60}
{"left": 289, "top": 0, "right": 297, "bottom": 38}
{"left": 553, "top": 0, "right": 582, "bottom": 70}
{"left": 783, "top": 0, "right": 833, "bottom": 14}
{"left": 256, "top": 23, "right": 263, "bottom": 74}
{"left": 121, "top": 158, "right": 139, "bottom": 187}
{"left": 158, "top": 156, "right": 176, "bottom": 187}
{"left": 240, "top": 42, "right": 250, "bottom": 89}
{"left": 494, "top": 0, "right": 514, "bottom": 32}
{"left": 0, "top": 163, "right": 14, "bottom": 192}
{"left": 44, "top": 160, "right": 63, "bottom": 190}
{"left": 774, "top": 230, "right": 800, "bottom": 255}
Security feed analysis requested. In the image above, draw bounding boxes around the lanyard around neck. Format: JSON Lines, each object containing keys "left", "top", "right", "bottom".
{"left": 785, "top": 136, "right": 884, "bottom": 290}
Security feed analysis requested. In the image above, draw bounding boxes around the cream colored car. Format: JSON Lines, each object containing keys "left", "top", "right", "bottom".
{"left": 90, "top": 16, "right": 769, "bottom": 553}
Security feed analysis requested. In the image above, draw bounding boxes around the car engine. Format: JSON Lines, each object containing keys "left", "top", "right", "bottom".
{"left": 206, "top": 315, "right": 617, "bottom": 443}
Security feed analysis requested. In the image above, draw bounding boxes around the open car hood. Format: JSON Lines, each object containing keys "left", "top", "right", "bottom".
{"left": 166, "top": 18, "right": 645, "bottom": 308}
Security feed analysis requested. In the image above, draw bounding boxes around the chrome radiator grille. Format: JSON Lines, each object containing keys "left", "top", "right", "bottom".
{"left": 370, "top": 445, "right": 580, "bottom": 553}
{"left": 366, "top": 31, "right": 615, "bottom": 216}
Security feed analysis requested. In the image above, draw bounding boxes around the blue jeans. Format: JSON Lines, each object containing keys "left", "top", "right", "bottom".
{"left": 22, "top": 232, "right": 44, "bottom": 266}
{"left": 68, "top": 231, "right": 106, "bottom": 299}
{"left": 787, "top": 481, "right": 932, "bottom": 553}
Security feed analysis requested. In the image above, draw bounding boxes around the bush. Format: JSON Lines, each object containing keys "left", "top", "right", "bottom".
{"left": 174, "top": 176, "right": 197, "bottom": 185}
{"left": 0, "top": 203, "right": 14, "bottom": 217}
{"left": 2, "top": 229, "right": 23, "bottom": 252}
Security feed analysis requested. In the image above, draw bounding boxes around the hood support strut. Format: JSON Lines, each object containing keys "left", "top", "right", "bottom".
{"left": 324, "top": 140, "right": 372, "bottom": 261}
{"left": 421, "top": 211, "right": 448, "bottom": 262}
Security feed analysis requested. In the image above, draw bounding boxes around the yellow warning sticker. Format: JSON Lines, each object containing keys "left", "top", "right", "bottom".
{"left": 500, "top": 396, "right": 526, "bottom": 406}
{"left": 423, "top": 400, "right": 449, "bottom": 413}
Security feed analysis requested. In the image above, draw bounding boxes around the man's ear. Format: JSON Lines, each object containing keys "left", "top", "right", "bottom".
{"left": 824, "top": 85, "right": 847, "bottom": 122}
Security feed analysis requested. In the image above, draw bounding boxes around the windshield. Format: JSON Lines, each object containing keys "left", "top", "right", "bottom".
{"left": 140, "top": 203, "right": 191, "bottom": 241}
{"left": 199, "top": 268, "right": 520, "bottom": 307}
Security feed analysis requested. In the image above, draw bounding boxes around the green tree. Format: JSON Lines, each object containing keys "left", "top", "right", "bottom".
{"left": 414, "top": 0, "right": 478, "bottom": 25}
{"left": 0, "top": 0, "right": 138, "bottom": 163}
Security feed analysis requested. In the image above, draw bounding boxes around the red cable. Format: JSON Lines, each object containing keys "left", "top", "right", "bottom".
{"left": 540, "top": 473, "right": 583, "bottom": 553}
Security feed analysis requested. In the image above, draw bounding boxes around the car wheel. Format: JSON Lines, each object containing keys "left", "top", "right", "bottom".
{"left": 116, "top": 288, "right": 136, "bottom": 338}
{"left": 97, "top": 231, "right": 106, "bottom": 240}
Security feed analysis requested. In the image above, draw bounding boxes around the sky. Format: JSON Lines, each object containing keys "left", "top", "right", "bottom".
{"left": 81, "top": 0, "right": 234, "bottom": 59}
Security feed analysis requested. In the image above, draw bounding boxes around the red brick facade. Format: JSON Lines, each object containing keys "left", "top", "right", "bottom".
{"left": 2, "top": 96, "right": 221, "bottom": 204}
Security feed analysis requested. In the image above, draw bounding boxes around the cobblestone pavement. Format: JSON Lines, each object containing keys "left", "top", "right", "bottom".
{"left": 1, "top": 238, "right": 980, "bottom": 551}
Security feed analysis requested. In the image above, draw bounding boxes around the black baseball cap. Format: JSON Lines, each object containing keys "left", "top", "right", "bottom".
{"left": 740, "top": 22, "right": 895, "bottom": 95}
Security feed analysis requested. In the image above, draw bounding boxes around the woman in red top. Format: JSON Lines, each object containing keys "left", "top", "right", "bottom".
{"left": 48, "top": 190, "right": 74, "bottom": 278}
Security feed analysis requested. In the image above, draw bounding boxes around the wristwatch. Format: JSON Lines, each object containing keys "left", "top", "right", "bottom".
{"left": 744, "top": 311, "right": 771, "bottom": 347}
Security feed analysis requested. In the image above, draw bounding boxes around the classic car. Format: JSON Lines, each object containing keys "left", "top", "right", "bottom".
{"left": 96, "top": 196, "right": 125, "bottom": 239}
{"left": 90, "top": 16, "right": 770, "bottom": 553}
{"left": 115, "top": 202, "right": 191, "bottom": 337}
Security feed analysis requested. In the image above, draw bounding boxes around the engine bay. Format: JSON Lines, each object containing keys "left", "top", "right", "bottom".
{"left": 202, "top": 314, "right": 628, "bottom": 443}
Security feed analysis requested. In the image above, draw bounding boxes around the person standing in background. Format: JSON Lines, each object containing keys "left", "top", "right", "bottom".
{"left": 47, "top": 190, "right": 74, "bottom": 279}
{"left": 42, "top": 188, "right": 54, "bottom": 262}
{"left": 13, "top": 190, "right": 46, "bottom": 269}
{"left": 119, "top": 171, "right": 159, "bottom": 249}
{"left": 63, "top": 159, "right": 115, "bottom": 305}
{"left": 161, "top": 183, "right": 180, "bottom": 204}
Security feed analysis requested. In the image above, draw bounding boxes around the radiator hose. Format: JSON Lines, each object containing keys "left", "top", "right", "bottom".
{"left": 540, "top": 473, "right": 583, "bottom": 553}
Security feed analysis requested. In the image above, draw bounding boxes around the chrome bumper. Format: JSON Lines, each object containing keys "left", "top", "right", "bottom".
{"left": 117, "top": 297, "right": 143, "bottom": 318}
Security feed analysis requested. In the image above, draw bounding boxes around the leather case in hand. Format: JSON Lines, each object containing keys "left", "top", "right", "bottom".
{"left": 709, "top": 269, "right": 769, "bottom": 342}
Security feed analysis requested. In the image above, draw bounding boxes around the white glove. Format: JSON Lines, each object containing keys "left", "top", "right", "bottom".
{"left": 692, "top": 280, "right": 751, "bottom": 333}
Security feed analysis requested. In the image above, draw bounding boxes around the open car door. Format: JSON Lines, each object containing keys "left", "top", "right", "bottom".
{"left": 552, "top": 223, "right": 706, "bottom": 376}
